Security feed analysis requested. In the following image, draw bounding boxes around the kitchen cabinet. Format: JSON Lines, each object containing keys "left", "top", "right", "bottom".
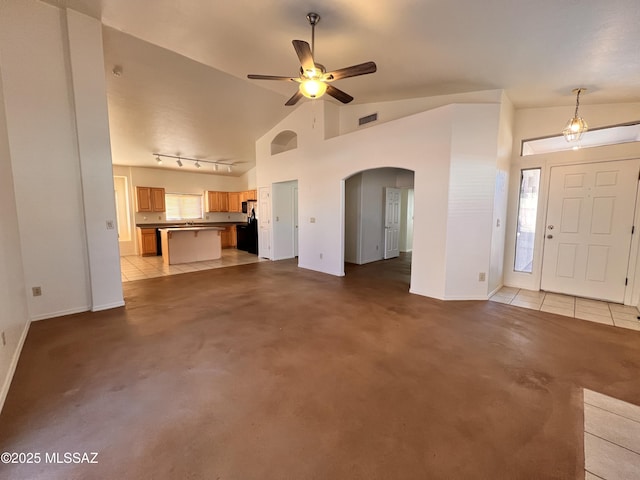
{"left": 136, "top": 186, "right": 166, "bottom": 212}
{"left": 246, "top": 189, "right": 257, "bottom": 201}
{"left": 228, "top": 192, "right": 241, "bottom": 212}
{"left": 206, "top": 191, "right": 229, "bottom": 212}
{"left": 221, "top": 225, "right": 237, "bottom": 248}
{"left": 137, "top": 227, "right": 158, "bottom": 256}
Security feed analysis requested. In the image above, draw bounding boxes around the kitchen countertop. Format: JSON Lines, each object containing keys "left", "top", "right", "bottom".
{"left": 157, "top": 226, "right": 225, "bottom": 232}
{"left": 136, "top": 222, "right": 245, "bottom": 228}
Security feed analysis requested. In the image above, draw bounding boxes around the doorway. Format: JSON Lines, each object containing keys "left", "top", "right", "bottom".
{"left": 541, "top": 159, "right": 640, "bottom": 302}
{"left": 344, "top": 168, "right": 414, "bottom": 276}
{"left": 271, "top": 180, "right": 299, "bottom": 260}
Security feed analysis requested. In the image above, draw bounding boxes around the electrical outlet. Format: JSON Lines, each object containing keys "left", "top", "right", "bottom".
{"left": 319, "top": 253, "right": 323, "bottom": 259}
{"left": 376, "top": 245, "right": 379, "bottom": 250}
{"left": 206, "top": 215, "right": 210, "bottom": 220}
{"left": 310, "top": 217, "right": 316, "bottom": 223}
{"left": 106, "top": 220, "right": 115, "bottom": 230}
{"left": 478, "top": 272, "right": 486, "bottom": 282}
{"left": 1, "top": 331, "right": 6, "bottom": 347}
{"left": 32, "top": 286, "right": 42, "bottom": 296}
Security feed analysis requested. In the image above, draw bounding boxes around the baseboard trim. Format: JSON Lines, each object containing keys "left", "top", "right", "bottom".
{"left": 0, "top": 319, "right": 31, "bottom": 414}
{"left": 488, "top": 284, "right": 503, "bottom": 298}
{"left": 30, "top": 305, "right": 90, "bottom": 322}
{"left": 92, "top": 300, "right": 125, "bottom": 312}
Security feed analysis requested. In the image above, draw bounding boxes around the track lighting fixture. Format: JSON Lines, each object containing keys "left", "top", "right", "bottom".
{"left": 152, "top": 153, "right": 240, "bottom": 173}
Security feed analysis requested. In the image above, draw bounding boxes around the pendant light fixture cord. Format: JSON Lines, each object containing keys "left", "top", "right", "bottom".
{"left": 574, "top": 88, "right": 582, "bottom": 117}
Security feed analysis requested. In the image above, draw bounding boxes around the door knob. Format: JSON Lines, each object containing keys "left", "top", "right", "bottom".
{"left": 546, "top": 234, "right": 553, "bottom": 239}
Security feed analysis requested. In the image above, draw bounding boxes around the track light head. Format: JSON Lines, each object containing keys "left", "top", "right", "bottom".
{"left": 195, "top": 161, "right": 201, "bottom": 168}
{"left": 176, "top": 158, "right": 183, "bottom": 167}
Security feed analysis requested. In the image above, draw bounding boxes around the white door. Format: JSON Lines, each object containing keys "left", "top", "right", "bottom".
{"left": 541, "top": 159, "right": 639, "bottom": 302}
{"left": 258, "top": 187, "right": 272, "bottom": 259}
{"left": 384, "top": 187, "right": 401, "bottom": 259}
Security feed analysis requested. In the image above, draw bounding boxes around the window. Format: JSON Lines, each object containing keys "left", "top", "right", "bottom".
{"left": 165, "top": 193, "right": 203, "bottom": 221}
{"left": 514, "top": 169, "right": 540, "bottom": 273}
{"left": 521, "top": 121, "right": 640, "bottom": 156}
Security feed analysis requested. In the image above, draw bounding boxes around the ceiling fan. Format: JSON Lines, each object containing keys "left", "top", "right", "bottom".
{"left": 247, "top": 12, "right": 377, "bottom": 106}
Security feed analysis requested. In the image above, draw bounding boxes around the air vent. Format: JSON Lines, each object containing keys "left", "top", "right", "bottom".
{"left": 358, "top": 113, "right": 378, "bottom": 126}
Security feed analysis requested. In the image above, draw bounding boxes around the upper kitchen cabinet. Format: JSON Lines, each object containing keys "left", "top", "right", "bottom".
{"left": 247, "top": 190, "right": 257, "bottom": 201}
{"left": 206, "top": 191, "right": 229, "bottom": 212}
{"left": 228, "top": 192, "right": 241, "bottom": 212}
{"left": 136, "top": 186, "right": 166, "bottom": 212}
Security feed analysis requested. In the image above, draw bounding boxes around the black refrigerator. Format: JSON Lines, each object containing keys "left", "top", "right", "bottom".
{"left": 236, "top": 219, "right": 258, "bottom": 255}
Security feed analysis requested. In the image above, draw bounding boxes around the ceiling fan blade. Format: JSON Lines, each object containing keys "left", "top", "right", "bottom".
{"left": 326, "top": 61, "right": 377, "bottom": 81}
{"left": 285, "top": 90, "right": 304, "bottom": 106}
{"left": 326, "top": 84, "right": 354, "bottom": 104}
{"left": 292, "top": 40, "right": 315, "bottom": 72}
{"left": 247, "top": 74, "right": 297, "bottom": 82}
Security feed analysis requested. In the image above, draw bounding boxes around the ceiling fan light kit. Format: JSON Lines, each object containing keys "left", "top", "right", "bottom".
{"left": 247, "top": 12, "right": 376, "bottom": 106}
{"left": 563, "top": 88, "right": 588, "bottom": 142}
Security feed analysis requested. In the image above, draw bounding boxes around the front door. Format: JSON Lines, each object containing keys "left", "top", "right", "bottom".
{"left": 541, "top": 159, "right": 639, "bottom": 302}
{"left": 384, "top": 187, "right": 401, "bottom": 259}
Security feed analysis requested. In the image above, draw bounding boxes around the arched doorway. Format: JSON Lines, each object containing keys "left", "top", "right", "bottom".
{"left": 343, "top": 167, "right": 415, "bottom": 287}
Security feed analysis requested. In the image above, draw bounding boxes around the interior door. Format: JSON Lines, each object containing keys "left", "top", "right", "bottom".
{"left": 384, "top": 187, "right": 401, "bottom": 259}
{"left": 541, "top": 159, "right": 639, "bottom": 302}
{"left": 258, "top": 187, "right": 272, "bottom": 259}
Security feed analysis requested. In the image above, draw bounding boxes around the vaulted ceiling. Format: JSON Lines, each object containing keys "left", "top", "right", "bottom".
{"left": 42, "top": 0, "right": 640, "bottom": 175}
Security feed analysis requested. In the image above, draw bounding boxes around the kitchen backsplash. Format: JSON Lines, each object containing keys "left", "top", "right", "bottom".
{"left": 135, "top": 211, "right": 247, "bottom": 225}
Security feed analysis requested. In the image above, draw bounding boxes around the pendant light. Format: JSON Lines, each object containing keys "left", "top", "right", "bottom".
{"left": 562, "top": 88, "right": 588, "bottom": 142}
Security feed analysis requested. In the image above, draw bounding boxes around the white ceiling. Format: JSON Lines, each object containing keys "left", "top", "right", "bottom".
{"left": 42, "top": 0, "right": 640, "bottom": 175}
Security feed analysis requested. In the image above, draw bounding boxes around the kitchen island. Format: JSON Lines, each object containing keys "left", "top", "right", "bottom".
{"left": 158, "top": 226, "right": 225, "bottom": 265}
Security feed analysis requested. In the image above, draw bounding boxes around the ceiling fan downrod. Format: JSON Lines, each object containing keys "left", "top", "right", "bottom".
{"left": 306, "top": 12, "right": 320, "bottom": 57}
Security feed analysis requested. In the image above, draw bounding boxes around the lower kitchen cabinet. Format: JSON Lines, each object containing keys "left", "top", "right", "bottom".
{"left": 137, "top": 227, "right": 157, "bottom": 256}
{"left": 221, "top": 225, "right": 237, "bottom": 248}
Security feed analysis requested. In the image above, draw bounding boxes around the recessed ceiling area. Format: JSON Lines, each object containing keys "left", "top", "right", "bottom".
{"left": 39, "top": 0, "right": 640, "bottom": 175}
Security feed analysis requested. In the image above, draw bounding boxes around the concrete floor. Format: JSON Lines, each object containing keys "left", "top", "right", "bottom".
{"left": 1, "top": 255, "right": 640, "bottom": 479}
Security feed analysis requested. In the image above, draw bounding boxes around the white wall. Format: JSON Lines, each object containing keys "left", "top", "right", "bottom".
{"left": 444, "top": 104, "right": 503, "bottom": 299}
{"left": 488, "top": 92, "right": 514, "bottom": 294}
{"left": 344, "top": 173, "right": 362, "bottom": 263}
{"left": 0, "top": 47, "right": 30, "bottom": 413}
{"left": 0, "top": 0, "right": 126, "bottom": 320}
{"left": 399, "top": 188, "right": 414, "bottom": 253}
{"left": 339, "top": 90, "right": 503, "bottom": 136}
{"left": 67, "top": 10, "right": 123, "bottom": 311}
{"left": 257, "top": 96, "right": 507, "bottom": 300}
{"left": 1, "top": 0, "right": 92, "bottom": 320}
{"left": 503, "top": 102, "right": 640, "bottom": 304}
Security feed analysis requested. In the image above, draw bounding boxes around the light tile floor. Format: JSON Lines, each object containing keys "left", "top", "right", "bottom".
{"left": 583, "top": 389, "right": 640, "bottom": 479}
{"left": 120, "top": 249, "right": 266, "bottom": 282}
{"left": 490, "top": 287, "right": 640, "bottom": 331}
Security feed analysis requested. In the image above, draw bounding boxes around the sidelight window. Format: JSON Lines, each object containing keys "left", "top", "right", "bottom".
{"left": 514, "top": 168, "right": 541, "bottom": 273}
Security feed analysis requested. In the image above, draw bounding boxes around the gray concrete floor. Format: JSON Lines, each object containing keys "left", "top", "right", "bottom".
{"left": 1, "top": 254, "right": 639, "bottom": 479}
